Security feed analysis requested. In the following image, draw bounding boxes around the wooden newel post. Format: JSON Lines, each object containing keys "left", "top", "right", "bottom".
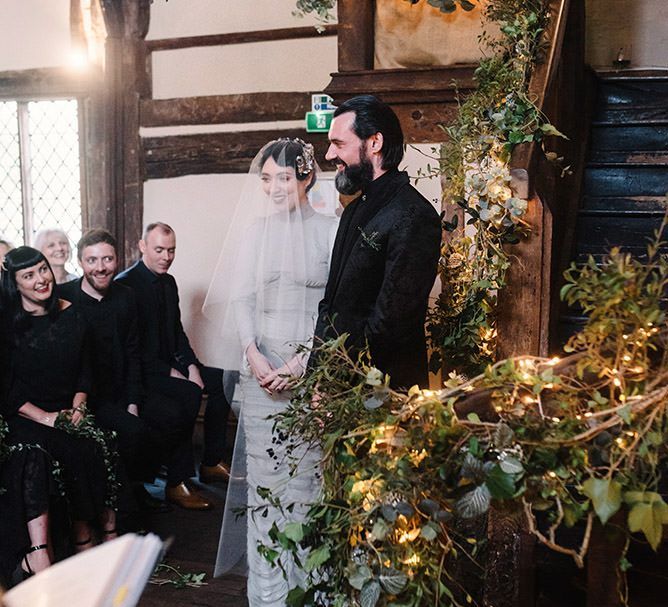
{"left": 586, "top": 514, "right": 626, "bottom": 607}
{"left": 484, "top": 502, "right": 536, "bottom": 607}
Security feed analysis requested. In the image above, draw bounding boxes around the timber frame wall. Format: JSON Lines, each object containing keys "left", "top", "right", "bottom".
{"left": 79, "top": 1, "right": 341, "bottom": 265}
{"left": 105, "top": 0, "right": 480, "bottom": 266}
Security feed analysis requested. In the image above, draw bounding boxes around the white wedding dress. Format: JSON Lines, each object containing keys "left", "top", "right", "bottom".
{"left": 216, "top": 206, "right": 336, "bottom": 606}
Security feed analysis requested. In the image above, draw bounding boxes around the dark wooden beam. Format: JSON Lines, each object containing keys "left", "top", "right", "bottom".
{"left": 143, "top": 130, "right": 330, "bottom": 179}
{"left": 337, "top": 0, "right": 374, "bottom": 71}
{"left": 140, "top": 92, "right": 315, "bottom": 127}
{"left": 145, "top": 24, "right": 338, "bottom": 52}
{"left": 100, "top": 0, "right": 151, "bottom": 267}
{"left": 325, "top": 65, "right": 477, "bottom": 143}
{"left": 0, "top": 67, "right": 99, "bottom": 99}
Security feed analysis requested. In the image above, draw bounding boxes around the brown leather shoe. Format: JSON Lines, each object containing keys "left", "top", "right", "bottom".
{"left": 199, "top": 462, "right": 231, "bottom": 483}
{"left": 165, "top": 482, "right": 213, "bottom": 510}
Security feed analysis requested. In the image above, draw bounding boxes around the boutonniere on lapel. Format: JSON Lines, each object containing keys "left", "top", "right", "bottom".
{"left": 358, "top": 227, "right": 381, "bottom": 251}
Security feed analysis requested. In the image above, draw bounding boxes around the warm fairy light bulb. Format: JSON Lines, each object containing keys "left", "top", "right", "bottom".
{"left": 613, "top": 378, "right": 622, "bottom": 387}
{"left": 546, "top": 357, "right": 561, "bottom": 366}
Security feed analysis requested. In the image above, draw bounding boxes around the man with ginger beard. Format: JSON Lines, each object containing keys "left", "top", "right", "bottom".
{"left": 58, "top": 228, "right": 169, "bottom": 514}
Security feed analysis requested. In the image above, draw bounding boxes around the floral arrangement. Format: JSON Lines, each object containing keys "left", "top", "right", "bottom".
{"left": 427, "top": 0, "right": 565, "bottom": 377}
{"left": 262, "top": 229, "right": 668, "bottom": 607}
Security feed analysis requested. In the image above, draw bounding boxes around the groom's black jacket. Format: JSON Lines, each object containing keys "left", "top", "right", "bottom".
{"left": 312, "top": 169, "right": 441, "bottom": 388}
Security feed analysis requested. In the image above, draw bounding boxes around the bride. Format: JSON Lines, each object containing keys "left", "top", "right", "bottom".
{"left": 203, "top": 138, "right": 337, "bottom": 605}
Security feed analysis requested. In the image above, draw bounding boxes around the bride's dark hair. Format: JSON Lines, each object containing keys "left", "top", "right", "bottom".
{"left": 259, "top": 139, "right": 317, "bottom": 192}
{"left": 1, "top": 246, "right": 59, "bottom": 341}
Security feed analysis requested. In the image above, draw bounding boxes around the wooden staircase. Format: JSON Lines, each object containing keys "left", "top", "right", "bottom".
{"left": 578, "top": 70, "right": 668, "bottom": 261}
{"left": 559, "top": 70, "right": 668, "bottom": 343}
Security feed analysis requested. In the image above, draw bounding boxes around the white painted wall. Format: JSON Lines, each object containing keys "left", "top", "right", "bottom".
{"left": 0, "top": 0, "right": 72, "bottom": 71}
{"left": 586, "top": 0, "right": 668, "bottom": 68}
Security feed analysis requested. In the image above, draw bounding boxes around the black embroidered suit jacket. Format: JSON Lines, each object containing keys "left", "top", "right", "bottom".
{"left": 115, "top": 260, "right": 199, "bottom": 381}
{"left": 312, "top": 169, "right": 441, "bottom": 388}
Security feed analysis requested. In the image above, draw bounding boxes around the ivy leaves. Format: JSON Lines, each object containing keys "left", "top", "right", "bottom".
{"left": 625, "top": 492, "right": 668, "bottom": 551}
{"left": 580, "top": 483, "right": 668, "bottom": 550}
{"left": 581, "top": 478, "right": 622, "bottom": 525}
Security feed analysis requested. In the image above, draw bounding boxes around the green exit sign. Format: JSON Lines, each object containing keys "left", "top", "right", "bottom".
{"left": 305, "top": 110, "right": 334, "bottom": 133}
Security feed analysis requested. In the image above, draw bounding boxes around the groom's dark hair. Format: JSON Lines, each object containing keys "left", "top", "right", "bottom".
{"left": 333, "top": 95, "right": 404, "bottom": 171}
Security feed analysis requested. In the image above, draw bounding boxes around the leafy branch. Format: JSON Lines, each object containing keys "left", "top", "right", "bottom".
{"left": 150, "top": 563, "right": 207, "bottom": 589}
{"left": 259, "top": 229, "right": 668, "bottom": 607}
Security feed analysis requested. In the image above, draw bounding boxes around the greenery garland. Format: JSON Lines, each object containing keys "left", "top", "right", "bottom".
{"left": 262, "top": 228, "right": 668, "bottom": 607}
{"left": 55, "top": 410, "right": 121, "bottom": 509}
{"left": 427, "top": 0, "right": 565, "bottom": 377}
{"left": 0, "top": 415, "right": 65, "bottom": 498}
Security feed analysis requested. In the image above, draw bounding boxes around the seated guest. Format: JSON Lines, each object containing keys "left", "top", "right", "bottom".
{"left": 33, "top": 228, "right": 77, "bottom": 284}
{"left": 0, "top": 302, "right": 53, "bottom": 586}
{"left": 116, "top": 223, "right": 231, "bottom": 510}
{"left": 0, "top": 247, "right": 117, "bottom": 551}
{"left": 58, "top": 229, "right": 168, "bottom": 513}
{"left": 0, "top": 444, "right": 53, "bottom": 585}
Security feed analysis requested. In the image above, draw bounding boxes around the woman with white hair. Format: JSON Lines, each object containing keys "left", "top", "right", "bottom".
{"left": 33, "top": 229, "right": 77, "bottom": 284}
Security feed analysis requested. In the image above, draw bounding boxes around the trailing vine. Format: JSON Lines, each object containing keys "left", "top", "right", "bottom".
{"left": 262, "top": 229, "right": 668, "bottom": 607}
{"left": 427, "top": 0, "right": 565, "bottom": 377}
{"left": 55, "top": 410, "right": 121, "bottom": 509}
{"left": 0, "top": 415, "right": 65, "bottom": 498}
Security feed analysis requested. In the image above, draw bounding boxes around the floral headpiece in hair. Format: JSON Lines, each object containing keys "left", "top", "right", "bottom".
{"left": 293, "top": 138, "right": 315, "bottom": 177}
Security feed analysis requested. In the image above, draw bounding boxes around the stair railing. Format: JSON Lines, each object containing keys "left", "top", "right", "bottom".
{"left": 485, "top": 2, "right": 598, "bottom": 607}
{"left": 497, "top": 0, "right": 591, "bottom": 360}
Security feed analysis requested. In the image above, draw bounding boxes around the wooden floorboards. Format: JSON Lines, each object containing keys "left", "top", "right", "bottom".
{"left": 137, "top": 478, "right": 248, "bottom": 607}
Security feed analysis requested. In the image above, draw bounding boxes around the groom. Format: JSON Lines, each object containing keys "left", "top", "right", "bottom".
{"left": 311, "top": 95, "right": 441, "bottom": 388}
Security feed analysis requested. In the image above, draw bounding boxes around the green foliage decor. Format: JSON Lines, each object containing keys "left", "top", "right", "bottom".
{"left": 55, "top": 410, "right": 121, "bottom": 508}
{"left": 263, "top": 232, "right": 668, "bottom": 607}
{"left": 427, "top": 0, "right": 565, "bottom": 377}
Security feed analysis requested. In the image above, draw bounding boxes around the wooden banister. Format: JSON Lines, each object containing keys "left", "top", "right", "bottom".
{"left": 498, "top": 0, "right": 590, "bottom": 361}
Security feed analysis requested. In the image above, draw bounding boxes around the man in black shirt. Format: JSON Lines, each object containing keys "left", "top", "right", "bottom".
{"left": 58, "top": 229, "right": 168, "bottom": 513}
{"left": 116, "top": 222, "right": 231, "bottom": 511}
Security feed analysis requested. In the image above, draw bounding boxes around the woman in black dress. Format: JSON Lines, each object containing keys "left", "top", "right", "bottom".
{"left": 0, "top": 431, "right": 53, "bottom": 585}
{"left": 0, "top": 247, "right": 117, "bottom": 574}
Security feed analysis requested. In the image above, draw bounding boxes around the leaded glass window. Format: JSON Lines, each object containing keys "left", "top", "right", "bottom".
{"left": 0, "top": 99, "right": 82, "bottom": 249}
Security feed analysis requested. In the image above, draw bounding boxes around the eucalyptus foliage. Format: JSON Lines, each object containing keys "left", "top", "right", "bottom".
{"left": 292, "top": 0, "right": 336, "bottom": 22}
{"left": 262, "top": 233, "right": 668, "bottom": 607}
{"left": 427, "top": 0, "right": 565, "bottom": 377}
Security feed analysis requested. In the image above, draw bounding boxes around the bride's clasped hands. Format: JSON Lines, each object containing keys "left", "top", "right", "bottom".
{"left": 246, "top": 342, "right": 305, "bottom": 394}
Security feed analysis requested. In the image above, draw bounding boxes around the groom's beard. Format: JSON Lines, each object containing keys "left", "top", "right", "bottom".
{"left": 334, "top": 151, "right": 375, "bottom": 196}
